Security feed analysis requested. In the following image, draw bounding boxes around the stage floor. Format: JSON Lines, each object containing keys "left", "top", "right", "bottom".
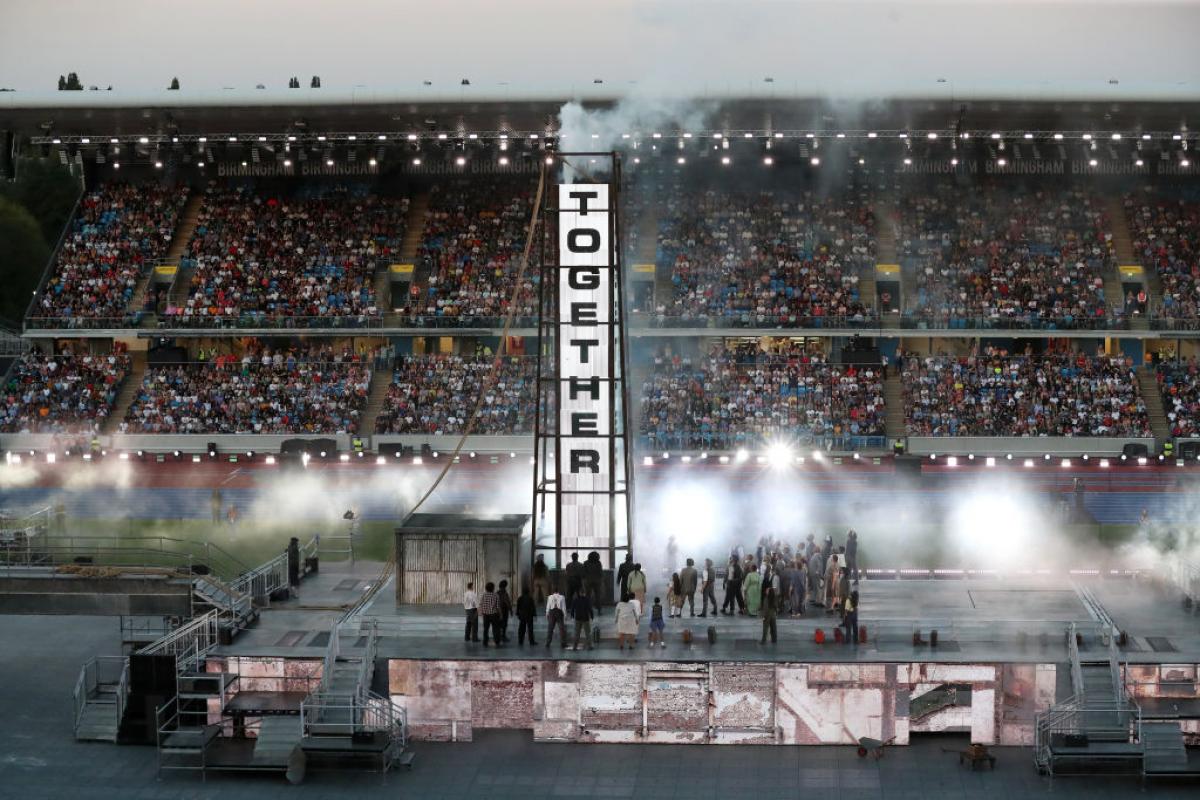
{"left": 212, "top": 562, "right": 1200, "bottom": 666}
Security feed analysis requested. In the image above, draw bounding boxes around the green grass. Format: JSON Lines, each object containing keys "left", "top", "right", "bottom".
{"left": 46, "top": 516, "right": 1141, "bottom": 574}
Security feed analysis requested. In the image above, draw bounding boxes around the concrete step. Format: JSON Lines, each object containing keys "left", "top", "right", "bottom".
{"left": 883, "top": 375, "right": 906, "bottom": 440}
{"left": 101, "top": 351, "right": 147, "bottom": 435}
{"left": 360, "top": 366, "right": 394, "bottom": 437}
{"left": 1136, "top": 367, "right": 1170, "bottom": 445}
{"left": 166, "top": 195, "right": 208, "bottom": 308}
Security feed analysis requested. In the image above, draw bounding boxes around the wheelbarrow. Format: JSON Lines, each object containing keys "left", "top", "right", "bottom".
{"left": 856, "top": 735, "right": 896, "bottom": 759}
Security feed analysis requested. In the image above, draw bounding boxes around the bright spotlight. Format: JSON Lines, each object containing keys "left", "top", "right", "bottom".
{"left": 301, "top": 452, "right": 310, "bottom": 467}
{"left": 767, "top": 443, "right": 792, "bottom": 468}
{"left": 735, "top": 448, "right": 750, "bottom": 463}
{"left": 718, "top": 455, "right": 730, "bottom": 464}
{"left": 119, "top": 452, "right": 129, "bottom": 460}
{"left": 376, "top": 456, "right": 387, "bottom": 465}
{"left": 947, "top": 456, "right": 958, "bottom": 467}
{"left": 413, "top": 456, "right": 423, "bottom": 465}
{"left": 985, "top": 457, "right": 996, "bottom": 467}
{"left": 643, "top": 456, "right": 654, "bottom": 466}
{"left": 265, "top": 455, "right": 276, "bottom": 465}
{"left": 811, "top": 450, "right": 823, "bottom": 462}
{"left": 1061, "top": 458, "right": 1071, "bottom": 468}
{"left": 46, "top": 453, "right": 56, "bottom": 464}
{"left": 1138, "top": 457, "right": 1147, "bottom": 465}
{"left": 339, "top": 454, "right": 350, "bottom": 462}
{"left": 1023, "top": 459, "right": 1034, "bottom": 468}
{"left": 1099, "top": 459, "right": 1109, "bottom": 468}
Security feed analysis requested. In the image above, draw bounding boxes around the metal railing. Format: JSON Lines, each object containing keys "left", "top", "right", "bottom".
{"left": 642, "top": 313, "right": 880, "bottom": 330}
{"left": 155, "top": 313, "right": 386, "bottom": 330}
{"left": 1034, "top": 697, "right": 1143, "bottom": 774}
{"left": 73, "top": 655, "right": 129, "bottom": 738}
{"left": 901, "top": 313, "right": 1130, "bottom": 331}
{"left": 1068, "top": 622, "right": 1085, "bottom": 698}
{"left": 300, "top": 689, "right": 406, "bottom": 748}
{"left": 139, "top": 609, "right": 222, "bottom": 674}
{"left": 318, "top": 621, "right": 341, "bottom": 695}
{"left": 22, "top": 174, "right": 86, "bottom": 326}
{"left": 36, "top": 535, "right": 247, "bottom": 579}
{"left": 229, "top": 550, "right": 289, "bottom": 605}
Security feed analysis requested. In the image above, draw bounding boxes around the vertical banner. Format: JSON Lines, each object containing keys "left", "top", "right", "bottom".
{"left": 558, "top": 183, "right": 613, "bottom": 557}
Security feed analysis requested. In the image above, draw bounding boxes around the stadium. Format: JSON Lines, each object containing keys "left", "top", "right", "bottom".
{"left": 2, "top": 0, "right": 1200, "bottom": 795}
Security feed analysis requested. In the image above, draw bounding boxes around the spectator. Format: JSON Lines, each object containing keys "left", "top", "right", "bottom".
{"left": 374, "top": 354, "right": 534, "bottom": 435}
{"left": 1158, "top": 359, "right": 1200, "bottom": 437}
{"left": 478, "top": 581, "right": 502, "bottom": 647}
{"left": 896, "top": 183, "right": 1115, "bottom": 328}
{"left": 1125, "top": 190, "right": 1200, "bottom": 326}
{"left": 177, "top": 184, "right": 408, "bottom": 323}
{"left": 656, "top": 184, "right": 875, "bottom": 326}
{"left": 647, "top": 596, "right": 667, "bottom": 649}
{"left": 641, "top": 340, "right": 885, "bottom": 451}
{"left": 1, "top": 353, "right": 129, "bottom": 433}
{"left": 402, "top": 179, "right": 539, "bottom": 323}
{"left": 515, "top": 587, "right": 537, "bottom": 646}
{"left": 545, "top": 586, "right": 568, "bottom": 649}
{"left": 903, "top": 347, "right": 1150, "bottom": 437}
{"left": 571, "top": 591, "right": 595, "bottom": 651}
{"left": 463, "top": 582, "right": 479, "bottom": 643}
{"left": 123, "top": 341, "right": 368, "bottom": 434}
{"left": 36, "top": 183, "right": 188, "bottom": 321}
{"left": 614, "top": 592, "right": 639, "bottom": 650}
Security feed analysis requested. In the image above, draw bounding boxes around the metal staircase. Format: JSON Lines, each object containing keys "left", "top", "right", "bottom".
{"left": 1034, "top": 623, "right": 1143, "bottom": 776}
{"left": 191, "top": 573, "right": 257, "bottom": 630}
{"left": 297, "top": 620, "right": 410, "bottom": 771}
{"left": 73, "top": 656, "right": 129, "bottom": 742}
{"left": 387, "top": 191, "right": 431, "bottom": 319}
{"left": 909, "top": 683, "right": 970, "bottom": 724}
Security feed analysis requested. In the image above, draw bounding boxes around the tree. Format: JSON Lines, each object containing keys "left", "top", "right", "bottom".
{"left": 64, "top": 72, "right": 83, "bottom": 90}
{"left": 0, "top": 158, "right": 80, "bottom": 244}
{"left": 57, "top": 75, "right": 66, "bottom": 91}
{"left": 0, "top": 197, "right": 51, "bottom": 322}
{"left": 168, "top": 77, "right": 180, "bottom": 90}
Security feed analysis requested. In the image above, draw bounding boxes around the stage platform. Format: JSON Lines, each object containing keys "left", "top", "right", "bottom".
{"left": 204, "top": 561, "right": 1200, "bottom": 748}
{"left": 212, "top": 562, "right": 1200, "bottom": 665}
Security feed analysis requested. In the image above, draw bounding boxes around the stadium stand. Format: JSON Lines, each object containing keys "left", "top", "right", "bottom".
{"left": 654, "top": 185, "right": 876, "bottom": 326}
{"left": 1124, "top": 188, "right": 1200, "bottom": 328}
{"left": 121, "top": 342, "right": 369, "bottom": 434}
{"left": 639, "top": 340, "right": 885, "bottom": 450}
{"left": 31, "top": 183, "right": 189, "bottom": 325}
{"left": 902, "top": 348, "right": 1151, "bottom": 436}
{"left": 400, "top": 179, "right": 539, "bottom": 325}
{"left": 895, "top": 182, "right": 1117, "bottom": 329}
{"left": 169, "top": 184, "right": 408, "bottom": 325}
{"left": 1157, "top": 360, "right": 1200, "bottom": 438}
{"left": 1, "top": 351, "right": 130, "bottom": 433}
{"left": 374, "top": 353, "right": 536, "bottom": 434}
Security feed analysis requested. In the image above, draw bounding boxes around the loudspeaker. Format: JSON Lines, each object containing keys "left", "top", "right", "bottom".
{"left": 930, "top": 629, "right": 939, "bottom": 647}
{"left": 280, "top": 438, "right": 337, "bottom": 456}
{"left": 707, "top": 626, "right": 717, "bottom": 644}
{"left": 1180, "top": 441, "right": 1200, "bottom": 460}
{"left": 1122, "top": 442, "right": 1149, "bottom": 458}
{"left": 206, "top": 441, "right": 218, "bottom": 457}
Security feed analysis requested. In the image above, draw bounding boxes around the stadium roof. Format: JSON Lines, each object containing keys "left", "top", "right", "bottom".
{"left": 3, "top": 91, "right": 1199, "bottom": 141}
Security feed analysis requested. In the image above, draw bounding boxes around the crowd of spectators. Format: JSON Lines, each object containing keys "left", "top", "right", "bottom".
{"left": 903, "top": 347, "right": 1150, "bottom": 436}
{"left": 895, "top": 183, "right": 1115, "bottom": 328}
{"left": 1158, "top": 359, "right": 1200, "bottom": 438}
{"left": 374, "top": 353, "right": 536, "bottom": 434}
{"left": 640, "top": 341, "right": 885, "bottom": 450}
{"left": 173, "top": 184, "right": 408, "bottom": 322}
{"left": 655, "top": 185, "right": 876, "bottom": 325}
{"left": 1, "top": 351, "right": 130, "bottom": 433}
{"left": 1125, "top": 190, "right": 1200, "bottom": 322}
{"left": 401, "top": 180, "right": 538, "bottom": 323}
{"left": 122, "top": 342, "right": 369, "bottom": 434}
{"left": 35, "top": 183, "right": 188, "bottom": 320}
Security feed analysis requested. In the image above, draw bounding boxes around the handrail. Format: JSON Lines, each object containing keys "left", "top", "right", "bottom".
{"left": 319, "top": 621, "right": 340, "bottom": 695}
{"left": 1068, "top": 623, "right": 1084, "bottom": 698}
{"left": 73, "top": 655, "right": 129, "bottom": 737}
{"left": 33, "top": 535, "right": 249, "bottom": 579}
{"left": 139, "top": 609, "right": 221, "bottom": 673}
{"left": 23, "top": 173, "right": 86, "bottom": 326}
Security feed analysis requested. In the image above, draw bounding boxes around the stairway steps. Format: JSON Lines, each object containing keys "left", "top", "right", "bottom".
{"left": 1136, "top": 368, "right": 1170, "bottom": 445}
{"left": 166, "top": 195, "right": 208, "bottom": 308}
{"left": 361, "top": 366, "right": 394, "bottom": 436}
{"left": 102, "top": 351, "right": 148, "bottom": 435}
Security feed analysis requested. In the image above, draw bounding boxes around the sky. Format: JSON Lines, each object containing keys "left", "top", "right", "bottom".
{"left": 1, "top": 0, "right": 1199, "bottom": 103}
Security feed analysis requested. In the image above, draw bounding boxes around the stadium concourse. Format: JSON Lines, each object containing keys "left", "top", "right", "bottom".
{"left": 4, "top": 96, "right": 1200, "bottom": 792}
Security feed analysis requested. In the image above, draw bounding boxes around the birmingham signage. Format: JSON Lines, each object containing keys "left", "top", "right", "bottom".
{"left": 557, "top": 183, "right": 613, "bottom": 554}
